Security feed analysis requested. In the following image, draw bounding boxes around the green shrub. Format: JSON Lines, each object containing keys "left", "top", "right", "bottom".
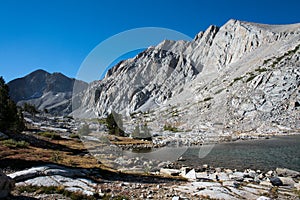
{"left": 18, "top": 185, "right": 39, "bottom": 193}
{"left": 263, "top": 58, "right": 272, "bottom": 65}
{"left": 97, "top": 118, "right": 107, "bottom": 124}
{"left": 23, "top": 102, "right": 39, "bottom": 115}
{"left": 229, "top": 76, "right": 244, "bottom": 86}
{"left": 203, "top": 97, "right": 213, "bottom": 101}
{"left": 36, "top": 186, "right": 64, "bottom": 194}
{"left": 51, "top": 151, "right": 62, "bottom": 163}
{"left": 233, "top": 76, "right": 244, "bottom": 82}
{"left": 38, "top": 131, "right": 61, "bottom": 140}
{"left": 1, "top": 139, "right": 29, "bottom": 148}
{"left": 163, "top": 124, "right": 179, "bottom": 132}
{"left": 246, "top": 75, "right": 256, "bottom": 82}
{"left": 69, "top": 133, "right": 80, "bottom": 139}
{"left": 255, "top": 67, "right": 268, "bottom": 73}
{"left": 294, "top": 188, "right": 300, "bottom": 198}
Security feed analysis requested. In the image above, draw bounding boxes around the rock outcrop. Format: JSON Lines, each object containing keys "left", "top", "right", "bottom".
{"left": 7, "top": 164, "right": 300, "bottom": 200}
{"left": 8, "top": 165, "right": 97, "bottom": 196}
{"left": 74, "top": 19, "right": 300, "bottom": 135}
{"left": 0, "top": 170, "right": 15, "bottom": 198}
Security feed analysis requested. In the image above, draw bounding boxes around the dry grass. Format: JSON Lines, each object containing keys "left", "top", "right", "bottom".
{"left": 1, "top": 139, "right": 29, "bottom": 148}
{"left": 0, "top": 131, "right": 187, "bottom": 181}
{"left": 108, "top": 135, "right": 152, "bottom": 145}
{"left": 0, "top": 132, "right": 102, "bottom": 170}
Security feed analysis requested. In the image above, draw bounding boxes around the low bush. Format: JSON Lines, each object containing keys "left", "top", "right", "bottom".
{"left": 38, "top": 131, "right": 61, "bottom": 140}
{"left": 1, "top": 139, "right": 29, "bottom": 148}
{"left": 246, "top": 75, "right": 256, "bottom": 82}
{"left": 255, "top": 67, "right": 268, "bottom": 73}
{"left": 203, "top": 97, "right": 213, "bottom": 101}
{"left": 69, "top": 133, "right": 80, "bottom": 139}
{"left": 233, "top": 76, "right": 244, "bottom": 82}
{"left": 51, "top": 151, "right": 63, "bottom": 163}
{"left": 163, "top": 124, "right": 179, "bottom": 132}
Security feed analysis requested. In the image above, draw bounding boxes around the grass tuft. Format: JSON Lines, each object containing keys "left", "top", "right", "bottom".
{"left": 203, "top": 97, "right": 213, "bottom": 101}
{"left": 255, "top": 67, "right": 268, "bottom": 73}
{"left": 69, "top": 133, "right": 80, "bottom": 139}
{"left": 1, "top": 139, "right": 29, "bottom": 148}
{"left": 246, "top": 75, "right": 256, "bottom": 82}
{"left": 38, "top": 131, "right": 62, "bottom": 140}
{"left": 163, "top": 124, "right": 179, "bottom": 132}
{"left": 17, "top": 185, "right": 101, "bottom": 200}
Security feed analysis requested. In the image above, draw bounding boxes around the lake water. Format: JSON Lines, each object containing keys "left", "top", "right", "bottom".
{"left": 126, "top": 135, "right": 300, "bottom": 171}
{"left": 180, "top": 135, "right": 300, "bottom": 171}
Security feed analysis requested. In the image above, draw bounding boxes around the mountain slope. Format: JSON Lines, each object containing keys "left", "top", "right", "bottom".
{"left": 8, "top": 69, "right": 88, "bottom": 115}
{"left": 74, "top": 19, "right": 300, "bottom": 134}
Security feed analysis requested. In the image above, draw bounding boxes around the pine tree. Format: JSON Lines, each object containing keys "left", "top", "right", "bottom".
{"left": 23, "top": 102, "right": 39, "bottom": 115}
{"left": 106, "top": 111, "right": 125, "bottom": 136}
{"left": 0, "top": 77, "right": 24, "bottom": 133}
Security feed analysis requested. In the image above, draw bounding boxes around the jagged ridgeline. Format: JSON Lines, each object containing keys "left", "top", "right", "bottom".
{"left": 73, "top": 19, "right": 300, "bottom": 135}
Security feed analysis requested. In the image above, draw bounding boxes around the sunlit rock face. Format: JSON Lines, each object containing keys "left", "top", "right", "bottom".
{"left": 76, "top": 19, "right": 300, "bottom": 134}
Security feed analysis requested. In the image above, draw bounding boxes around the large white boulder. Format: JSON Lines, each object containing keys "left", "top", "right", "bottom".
{"left": 183, "top": 169, "right": 197, "bottom": 180}
{"left": 276, "top": 168, "right": 300, "bottom": 178}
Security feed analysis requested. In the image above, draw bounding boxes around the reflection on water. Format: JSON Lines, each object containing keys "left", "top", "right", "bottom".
{"left": 125, "top": 146, "right": 188, "bottom": 161}
{"left": 131, "top": 147, "right": 152, "bottom": 153}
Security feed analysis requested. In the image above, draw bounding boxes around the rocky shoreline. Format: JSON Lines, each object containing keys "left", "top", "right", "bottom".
{"left": 23, "top": 111, "right": 300, "bottom": 150}
{"left": 109, "top": 130, "right": 300, "bottom": 151}
{"left": 1, "top": 162, "right": 300, "bottom": 200}
{"left": 1, "top": 114, "right": 299, "bottom": 199}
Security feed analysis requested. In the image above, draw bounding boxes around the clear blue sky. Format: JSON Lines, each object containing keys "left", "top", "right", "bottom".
{"left": 0, "top": 0, "right": 299, "bottom": 82}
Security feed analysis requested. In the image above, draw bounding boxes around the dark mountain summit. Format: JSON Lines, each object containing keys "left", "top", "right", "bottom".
{"left": 8, "top": 69, "right": 87, "bottom": 115}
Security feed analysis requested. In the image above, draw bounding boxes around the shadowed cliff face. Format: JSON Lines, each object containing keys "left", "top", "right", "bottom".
{"left": 75, "top": 19, "right": 300, "bottom": 134}
{"left": 8, "top": 69, "right": 87, "bottom": 115}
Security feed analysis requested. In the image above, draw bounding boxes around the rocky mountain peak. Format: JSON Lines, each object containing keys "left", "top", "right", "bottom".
{"left": 195, "top": 24, "right": 219, "bottom": 43}
{"left": 27, "top": 69, "right": 50, "bottom": 76}
{"left": 74, "top": 20, "right": 300, "bottom": 134}
{"left": 8, "top": 69, "right": 88, "bottom": 115}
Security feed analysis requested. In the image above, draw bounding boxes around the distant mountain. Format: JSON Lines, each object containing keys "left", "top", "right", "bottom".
{"left": 8, "top": 69, "right": 88, "bottom": 115}
{"left": 74, "top": 19, "right": 300, "bottom": 134}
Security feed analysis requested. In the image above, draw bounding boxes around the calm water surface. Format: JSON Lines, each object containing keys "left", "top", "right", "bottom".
{"left": 126, "top": 135, "right": 300, "bottom": 171}
{"left": 181, "top": 135, "right": 300, "bottom": 171}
